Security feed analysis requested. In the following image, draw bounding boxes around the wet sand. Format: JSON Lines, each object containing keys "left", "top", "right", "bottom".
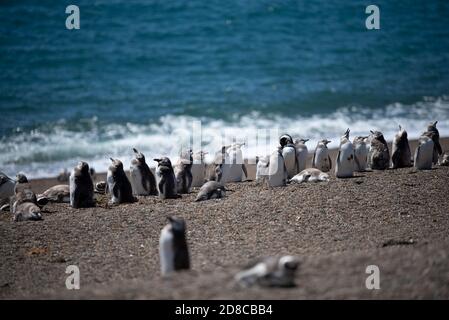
{"left": 1, "top": 138, "right": 449, "bottom": 299}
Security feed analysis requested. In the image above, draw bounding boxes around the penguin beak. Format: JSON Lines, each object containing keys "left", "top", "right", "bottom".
{"left": 109, "top": 158, "right": 114, "bottom": 162}
{"left": 370, "top": 130, "right": 374, "bottom": 134}
{"left": 434, "top": 121, "right": 438, "bottom": 126}
{"left": 132, "top": 148, "right": 138, "bottom": 154}
{"left": 398, "top": 125, "right": 402, "bottom": 130}
{"left": 303, "top": 139, "right": 309, "bottom": 143}
{"left": 154, "top": 158, "right": 161, "bottom": 163}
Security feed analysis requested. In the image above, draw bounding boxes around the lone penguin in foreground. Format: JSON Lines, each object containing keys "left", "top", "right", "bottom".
{"left": 368, "top": 130, "right": 390, "bottom": 170}
{"left": 194, "top": 181, "right": 226, "bottom": 202}
{"left": 130, "top": 148, "right": 157, "bottom": 196}
{"left": 174, "top": 149, "right": 193, "bottom": 194}
{"left": 312, "top": 139, "right": 332, "bottom": 172}
{"left": 353, "top": 136, "right": 369, "bottom": 172}
{"left": 70, "top": 161, "right": 95, "bottom": 208}
{"left": 234, "top": 256, "right": 300, "bottom": 288}
{"left": 391, "top": 125, "right": 411, "bottom": 168}
{"left": 425, "top": 121, "right": 442, "bottom": 164}
{"left": 107, "top": 158, "right": 136, "bottom": 205}
{"left": 159, "top": 216, "right": 190, "bottom": 276}
{"left": 414, "top": 133, "right": 434, "bottom": 170}
{"left": 335, "top": 128, "right": 354, "bottom": 178}
{"left": 154, "top": 157, "right": 181, "bottom": 199}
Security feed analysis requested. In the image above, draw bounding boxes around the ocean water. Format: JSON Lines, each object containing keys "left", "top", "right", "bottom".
{"left": 1, "top": 0, "right": 449, "bottom": 177}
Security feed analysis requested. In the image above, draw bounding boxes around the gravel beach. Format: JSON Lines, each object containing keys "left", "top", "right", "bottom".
{"left": 1, "top": 138, "right": 449, "bottom": 299}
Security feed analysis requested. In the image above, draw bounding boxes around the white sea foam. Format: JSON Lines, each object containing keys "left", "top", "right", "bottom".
{"left": 1, "top": 97, "right": 448, "bottom": 178}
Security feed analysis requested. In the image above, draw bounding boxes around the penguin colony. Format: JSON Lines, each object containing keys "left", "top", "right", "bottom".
{"left": 0, "top": 121, "right": 446, "bottom": 287}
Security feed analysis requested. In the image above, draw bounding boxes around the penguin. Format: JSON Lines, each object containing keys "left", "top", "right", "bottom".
{"left": 11, "top": 183, "right": 42, "bottom": 222}
{"left": 37, "top": 185, "right": 70, "bottom": 205}
{"left": 224, "top": 143, "right": 247, "bottom": 183}
{"left": 335, "top": 128, "right": 354, "bottom": 178}
{"left": 107, "top": 158, "right": 136, "bottom": 205}
{"left": 414, "top": 133, "right": 434, "bottom": 170}
{"left": 70, "top": 161, "right": 95, "bottom": 208}
{"left": 234, "top": 255, "right": 300, "bottom": 288}
{"left": 191, "top": 151, "right": 208, "bottom": 188}
{"left": 94, "top": 181, "right": 107, "bottom": 194}
{"left": 368, "top": 130, "right": 390, "bottom": 170}
{"left": 207, "top": 146, "right": 228, "bottom": 183}
{"left": 281, "top": 142, "right": 299, "bottom": 179}
{"left": 289, "top": 168, "right": 329, "bottom": 184}
{"left": 255, "top": 155, "right": 270, "bottom": 183}
{"left": 194, "top": 181, "right": 226, "bottom": 202}
{"left": 279, "top": 134, "right": 293, "bottom": 148}
{"left": 391, "top": 125, "right": 411, "bottom": 169}
{"left": 312, "top": 139, "right": 332, "bottom": 172}
{"left": 154, "top": 157, "right": 181, "bottom": 199}
{"left": 0, "top": 172, "right": 15, "bottom": 210}
{"left": 174, "top": 149, "right": 193, "bottom": 194}
{"left": 425, "top": 121, "right": 442, "bottom": 164}
{"left": 159, "top": 216, "right": 190, "bottom": 275}
{"left": 352, "top": 136, "right": 369, "bottom": 172}
{"left": 440, "top": 151, "right": 449, "bottom": 166}
{"left": 129, "top": 148, "right": 157, "bottom": 196}
{"left": 268, "top": 148, "right": 288, "bottom": 187}
{"left": 294, "top": 138, "right": 309, "bottom": 173}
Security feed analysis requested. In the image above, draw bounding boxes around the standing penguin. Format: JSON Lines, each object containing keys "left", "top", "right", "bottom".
{"left": 425, "top": 121, "right": 442, "bottom": 164}
{"left": 225, "top": 143, "right": 248, "bottom": 183}
{"left": 159, "top": 216, "right": 190, "bottom": 275}
{"left": 353, "top": 136, "right": 369, "bottom": 172}
{"left": 391, "top": 125, "right": 411, "bottom": 168}
{"left": 368, "top": 130, "right": 390, "bottom": 170}
{"left": 312, "top": 139, "right": 332, "bottom": 172}
{"left": 255, "top": 155, "right": 270, "bottom": 183}
{"left": 294, "top": 138, "right": 309, "bottom": 173}
{"left": 414, "top": 133, "right": 434, "bottom": 170}
{"left": 174, "top": 149, "right": 193, "bottom": 194}
{"left": 70, "top": 161, "right": 95, "bottom": 208}
{"left": 335, "top": 129, "right": 354, "bottom": 178}
{"left": 281, "top": 141, "right": 299, "bottom": 179}
{"left": 268, "top": 148, "right": 288, "bottom": 187}
{"left": 154, "top": 157, "right": 181, "bottom": 199}
{"left": 107, "top": 158, "right": 136, "bottom": 205}
{"left": 191, "top": 151, "right": 208, "bottom": 187}
{"left": 130, "top": 148, "right": 157, "bottom": 196}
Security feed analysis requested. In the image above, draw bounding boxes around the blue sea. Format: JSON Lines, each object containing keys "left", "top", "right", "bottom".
{"left": 1, "top": 0, "right": 449, "bottom": 177}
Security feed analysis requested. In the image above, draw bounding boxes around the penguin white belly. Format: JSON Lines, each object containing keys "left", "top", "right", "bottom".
{"left": 315, "top": 149, "right": 331, "bottom": 172}
{"left": 106, "top": 169, "right": 119, "bottom": 203}
{"left": 336, "top": 143, "right": 354, "bottom": 178}
{"left": 268, "top": 152, "right": 286, "bottom": 187}
{"left": 282, "top": 146, "right": 297, "bottom": 179}
{"left": 69, "top": 169, "right": 76, "bottom": 207}
{"left": 191, "top": 163, "right": 206, "bottom": 187}
{"left": 159, "top": 225, "right": 174, "bottom": 275}
{"left": 414, "top": 140, "right": 434, "bottom": 170}
{"left": 227, "top": 149, "right": 244, "bottom": 182}
{"left": 130, "top": 165, "right": 146, "bottom": 196}
{"left": 256, "top": 156, "right": 270, "bottom": 182}
{"left": 354, "top": 144, "right": 368, "bottom": 171}
{"left": 296, "top": 147, "right": 308, "bottom": 172}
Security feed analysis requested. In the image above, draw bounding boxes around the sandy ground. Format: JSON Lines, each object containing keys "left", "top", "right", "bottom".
{"left": 1, "top": 138, "right": 449, "bottom": 299}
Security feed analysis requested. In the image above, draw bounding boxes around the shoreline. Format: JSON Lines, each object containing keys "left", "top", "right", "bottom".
{"left": 1, "top": 137, "right": 449, "bottom": 299}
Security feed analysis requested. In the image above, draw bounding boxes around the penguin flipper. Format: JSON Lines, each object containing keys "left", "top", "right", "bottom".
{"left": 312, "top": 151, "right": 316, "bottom": 168}
{"left": 242, "top": 164, "right": 248, "bottom": 179}
{"left": 328, "top": 155, "right": 332, "bottom": 170}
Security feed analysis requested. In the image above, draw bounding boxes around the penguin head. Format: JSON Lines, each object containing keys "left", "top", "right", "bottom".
{"left": 15, "top": 173, "right": 28, "bottom": 184}
{"left": 154, "top": 157, "right": 172, "bottom": 168}
{"left": 279, "top": 255, "right": 300, "bottom": 272}
{"left": 167, "top": 216, "right": 186, "bottom": 235}
{"left": 133, "top": 148, "right": 146, "bottom": 162}
{"left": 109, "top": 158, "right": 124, "bottom": 170}
{"left": 295, "top": 138, "right": 309, "bottom": 145}
{"left": 343, "top": 128, "right": 350, "bottom": 139}
{"left": 427, "top": 121, "right": 438, "bottom": 131}
{"left": 76, "top": 161, "right": 90, "bottom": 175}
{"left": 370, "top": 130, "right": 386, "bottom": 143}
{"left": 279, "top": 134, "right": 293, "bottom": 148}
